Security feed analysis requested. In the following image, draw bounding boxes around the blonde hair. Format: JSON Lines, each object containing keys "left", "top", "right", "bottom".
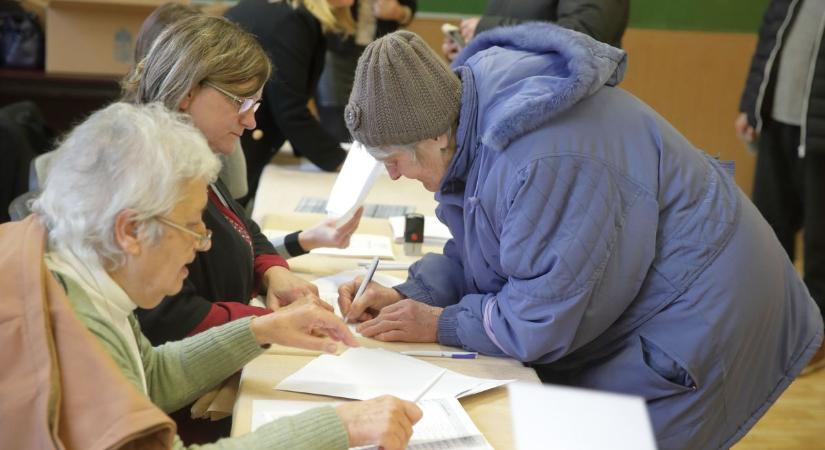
{"left": 121, "top": 14, "right": 271, "bottom": 109}
{"left": 283, "top": 0, "right": 355, "bottom": 35}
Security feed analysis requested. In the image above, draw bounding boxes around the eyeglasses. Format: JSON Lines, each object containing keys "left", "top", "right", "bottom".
{"left": 204, "top": 81, "right": 261, "bottom": 114}
{"left": 155, "top": 216, "right": 212, "bottom": 252}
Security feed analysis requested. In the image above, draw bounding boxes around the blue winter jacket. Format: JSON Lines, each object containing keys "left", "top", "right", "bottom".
{"left": 393, "top": 23, "right": 824, "bottom": 449}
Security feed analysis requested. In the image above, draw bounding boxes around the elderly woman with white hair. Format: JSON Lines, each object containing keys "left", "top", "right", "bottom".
{"left": 336, "top": 27, "right": 823, "bottom": 448}
{"left": 28, "top": 102, "right": 420, "bottom": 450}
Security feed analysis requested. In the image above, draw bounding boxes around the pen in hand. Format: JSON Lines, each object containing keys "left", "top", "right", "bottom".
{"left": 345, "top": 256, "right": 380, "bottom": 322}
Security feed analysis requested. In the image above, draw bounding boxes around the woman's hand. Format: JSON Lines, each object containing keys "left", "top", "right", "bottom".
{"left": 338, "top": 277, "right": 405, "bottom": 322}
{"left": 250, "top": 298, "right": 358, "bottom": 352}
{"left": 264, "top": 266, "right": 324, "bottom": 310}
{"left": 335, "top": 396, "right": 422, "bottom": 450}
{"left": 298, "top": 207, "right": 363, "bottom": 251}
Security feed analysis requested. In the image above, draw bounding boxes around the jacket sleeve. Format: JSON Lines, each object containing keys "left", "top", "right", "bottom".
{"left": 261, "top": 10, "right": 346, "bottom": 171}
{"left": 477, "top": 0, "right": 627, "bottom": 46}
{"left": 435, "top": 157, "right": 657, "bottom": 363}
{"left": 393, "top": 238, "right": 466, "bottom": 307}
{"left": 138, "top": 317, "right": 350, "bottom": 450}
{"left": 554, "top": 0, "right": 628, "bottom": 46}
{"left": 739, "top": 0, "right": 794, "bottom": 126}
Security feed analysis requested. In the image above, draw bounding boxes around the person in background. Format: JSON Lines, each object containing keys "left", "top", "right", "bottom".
{"left": 225, "top": 0, "right": 355, "bottom": 204}
{"left": 121, "top": 14, "right": 361, "bottom": 441}
{"left": 442, "top": 0, "right": 629, "bottom": 61}
{"left": 338, "top": 28, "right": 823, "bottom": 448}
{"left": 29, "top": 101, "right": 420, "bottom": 450}
{"left": 316, "top": 0, "right": 416, "bottom": 142}
{"left": 735, "top": 0, "right": 825, "bottom": 374}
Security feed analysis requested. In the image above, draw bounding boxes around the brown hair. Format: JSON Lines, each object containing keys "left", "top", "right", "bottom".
{"left": 121, "top": 14, "right": 272, "bottom": 110}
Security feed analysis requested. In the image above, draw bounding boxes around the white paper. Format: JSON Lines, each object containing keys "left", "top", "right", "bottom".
{"left": 312, "top": 270, "right": 405, "bottom": 336}
{"left": 263, "top": 229, "right": 395, "bottom": 259}
{"left": 252, "top": 397, "right": 493, "bottom": 450}
{"left": 326, "top": 141, "right": 382, "bottom": 226}
{"left": 276, "top": 348, "right": 513, "bottom": 402}
{"left": 508, "top": 382, "right": 657, "bottom": 450}
{"left": 388, "top": 215, "right": 453, "bottom": 245}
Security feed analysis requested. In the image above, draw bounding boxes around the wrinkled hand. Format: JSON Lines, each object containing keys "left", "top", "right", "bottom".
{"left": 298, "top": 207, "right": 363, "bottom": 251}
{"left": 338, "top": 277, "right": 405, "bottom": 322}
{"left": 734, "top": 112, "right": 757, "bottom": 144}
{"left": 373, "top": 0, "right": 405, "bottom": 21}
{"left": 264, "top": 266, "right": 324, "bottom": 310}
{"left": 336, "top": 396, "right": 422, "bottom": 450}
{"left": 357, "top": 299, "right": 442, "bottom": 343}
{"left": 460, "top": 17, "right": 480, "bottom": 42}
{"left": 250, "top": 298, "right": 358, "bottom": 352}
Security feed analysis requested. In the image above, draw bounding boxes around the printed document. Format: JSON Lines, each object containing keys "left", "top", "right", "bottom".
{"left": 252, "top": 397, "right": 492, "bottom": 450}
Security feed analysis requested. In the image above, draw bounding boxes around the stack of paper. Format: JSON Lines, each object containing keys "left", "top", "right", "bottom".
{"left": 508, "top": 382, "right": 657, "bottom": 450}
{"left": 252, "top": 397, "right": 493, "bottom": 450}
{"left": 326, "top": 141, "right": 383, "bottom": 227}
{"left": 276, "top": 348, "right": 512, "bottom": 402}
{"left": 388, "top": 215, "right": 452, "bottom": 245}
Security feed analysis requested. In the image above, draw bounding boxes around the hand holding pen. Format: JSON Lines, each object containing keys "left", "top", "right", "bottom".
{"left": 338, "top": 257, "right": 405, "bottom": 323}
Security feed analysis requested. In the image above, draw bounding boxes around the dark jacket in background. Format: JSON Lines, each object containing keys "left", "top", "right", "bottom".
{"left": 225, "top": 0, "right": 346, "bottom": 199}
{"left": 476, "top": 0, "right": 629, "bottom": 48}
{"left": 739, "top": 0, "right": 825, "bottom": 155}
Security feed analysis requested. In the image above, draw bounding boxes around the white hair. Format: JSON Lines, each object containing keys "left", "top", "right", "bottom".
{"left": 363, "top": 126, "right": 455, "bottom": 163}
{"left": 32, "top": 102, "right": 221, "bottom": 270}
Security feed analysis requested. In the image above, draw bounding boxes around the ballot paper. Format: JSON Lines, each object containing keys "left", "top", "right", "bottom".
{"left": 388, "top": 215, "right": 453, "bottom": 245}
{"left": 251, "top": 397, "right": 493, "bottom": 450}
{"left": 508, "top": 382, "right": 657, "bottom": 450}
{"left": 326, "top": 141, "right": 382, "bottom": 226}
{"left": 276, "top": 348, "right": 513, "bottom": 402}
{"left": 312, "top": 269, "right": 404, "bottom": 317}
{"left": 262, "top": 229, "right": 394, "bottom": 259}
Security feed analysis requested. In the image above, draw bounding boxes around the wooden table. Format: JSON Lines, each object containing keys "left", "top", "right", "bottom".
{"left": 231, "top": 162, "right": 541, "bottom": 449}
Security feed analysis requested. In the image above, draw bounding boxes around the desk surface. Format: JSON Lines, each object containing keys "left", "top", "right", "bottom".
{"left": 232, "top": 162, "right": 540, "bottom": 449}
{"left": 232, "top": 353, "right": 540, "bottom": 450}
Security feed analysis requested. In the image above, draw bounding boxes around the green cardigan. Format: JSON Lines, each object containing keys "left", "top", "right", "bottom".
{"left": 58, "top": 275, "right": 349, "bottom": 450}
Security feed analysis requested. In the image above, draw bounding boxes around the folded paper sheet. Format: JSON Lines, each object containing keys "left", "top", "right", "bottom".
{"left": 276, "top": 348, "right": 512, "bottom": 402}
{"left": 326, "top": 141, "right": 383, "bottom": 227}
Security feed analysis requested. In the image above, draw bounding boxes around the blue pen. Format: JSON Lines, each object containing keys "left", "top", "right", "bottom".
{"left": 401, "top": 351, "right": 478, "bottom": 359}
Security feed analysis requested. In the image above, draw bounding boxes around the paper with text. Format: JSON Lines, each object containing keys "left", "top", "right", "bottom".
{"left": 263, "top": 230, "right": 395, "bottom": 259}
{"left": 252, "top": 397, "right": 493, "bottom": 450}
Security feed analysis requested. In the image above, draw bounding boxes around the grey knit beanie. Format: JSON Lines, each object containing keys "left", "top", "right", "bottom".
{"left": 345, "top": 30, "right": 461, "bottom": 148}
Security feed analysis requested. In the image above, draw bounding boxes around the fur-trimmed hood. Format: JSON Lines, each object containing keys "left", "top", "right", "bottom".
{"left": 453, "top": 22, "right": 627, "bottom": 152}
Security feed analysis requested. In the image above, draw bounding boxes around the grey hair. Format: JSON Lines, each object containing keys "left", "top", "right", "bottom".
{"left": 32, "top": 102, "right": 221, "bottom": 271}
{"left": 363, "top": 125, "right": 455, "bottom": 162}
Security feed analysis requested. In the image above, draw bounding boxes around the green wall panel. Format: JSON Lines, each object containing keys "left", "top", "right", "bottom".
{"left": 417, "top": 0, "right": 772, "bottom": 33}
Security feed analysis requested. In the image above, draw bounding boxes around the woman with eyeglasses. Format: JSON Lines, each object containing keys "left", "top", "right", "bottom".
{"left": 121, "top": 14, "right": 359, "bottom": 350}
{"left": 26, "top": 101, "right": 420, "bottom": 450}
{"left": 224, "top": 0, "right": 356, "bottom": 202}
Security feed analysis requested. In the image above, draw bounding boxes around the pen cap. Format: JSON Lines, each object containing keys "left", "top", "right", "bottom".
{"left": 404, "top": 213, "right": 424, "bottom": 243}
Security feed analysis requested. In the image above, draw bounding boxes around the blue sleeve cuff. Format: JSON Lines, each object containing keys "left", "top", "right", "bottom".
{"left": 437, "top": 305, "right": 462, "bottom": 347}
{"left": 394, "top": 279, "right": 435, "bottom": 305}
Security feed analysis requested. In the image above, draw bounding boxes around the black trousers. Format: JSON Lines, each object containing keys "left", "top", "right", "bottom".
{"left": 752, "top": 119, "right": 825, "bottom": 321}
